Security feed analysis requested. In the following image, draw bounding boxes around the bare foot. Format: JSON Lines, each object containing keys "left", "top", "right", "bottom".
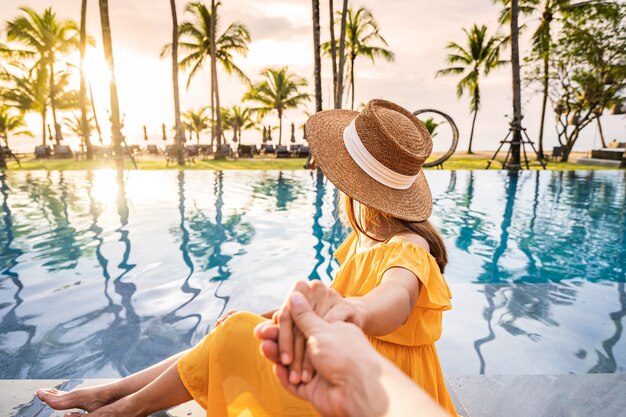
{"left": 63, "top": 398, "right": 137, "bottom": 417}
{"left": 37, "top": 386, "right": 114, "bottom": 412}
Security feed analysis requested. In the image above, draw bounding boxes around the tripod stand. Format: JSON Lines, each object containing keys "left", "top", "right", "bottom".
{"left": 486, "top": 126, "right": 546, "bottom": 170}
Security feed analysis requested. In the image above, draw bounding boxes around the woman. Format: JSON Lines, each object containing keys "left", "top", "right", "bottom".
{"left": 38, "top": 99, "right": 457, "bottom": 416}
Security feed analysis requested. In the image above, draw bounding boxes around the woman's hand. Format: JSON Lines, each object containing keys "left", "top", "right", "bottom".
{"left": 214, "top": 309, "right": 237, "bottom": 328}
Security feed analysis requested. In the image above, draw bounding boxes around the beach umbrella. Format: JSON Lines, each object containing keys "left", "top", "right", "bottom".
{"left": 162, "top": 123, "right": 167, "bottom": 142}
{"left": 290, "top": 122, "right": 296, "bottom": 143}
{"left": 302, "top": 124, "right": 307, "bottom": 141}
{"left": 262, "top": 126, "right": 267, "bottom": 143}
{"left": 143, "top": 125, "right": 148, "bottom": 142}
{"left": 267, "top": 126, "right": 273, "bottom": 142}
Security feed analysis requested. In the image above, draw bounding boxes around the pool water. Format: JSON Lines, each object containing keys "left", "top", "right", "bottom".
{"left": 0, "top": 169, "right": 624, "bottom": 379}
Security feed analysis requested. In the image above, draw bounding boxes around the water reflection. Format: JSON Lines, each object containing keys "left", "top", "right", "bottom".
{"left": 0, "top": 170, "right": 624, "bottom": 378}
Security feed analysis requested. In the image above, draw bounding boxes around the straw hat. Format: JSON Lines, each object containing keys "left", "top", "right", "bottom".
{"left": 306, "top": 99, "right": 433, "bottom": 222}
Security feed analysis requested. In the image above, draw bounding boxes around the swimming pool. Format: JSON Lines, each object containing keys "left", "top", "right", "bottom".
{"left": 0, "top": 169, "right": 624, "bottom": 379}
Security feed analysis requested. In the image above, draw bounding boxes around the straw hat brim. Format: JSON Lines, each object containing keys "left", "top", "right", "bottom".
{"left": 306, "top": 109, "right": 432, "bottom": 222}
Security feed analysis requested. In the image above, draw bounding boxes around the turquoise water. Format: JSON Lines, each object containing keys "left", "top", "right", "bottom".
{"left": 0, "top": 169, "right": 624, "bottom": 379}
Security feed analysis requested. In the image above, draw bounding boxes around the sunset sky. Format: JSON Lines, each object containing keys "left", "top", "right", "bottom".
{"left": 1, "top": 0, "right": 624, "bottom": 152}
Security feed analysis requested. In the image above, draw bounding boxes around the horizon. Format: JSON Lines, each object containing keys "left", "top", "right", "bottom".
{"left": 1, "top": 0, "right": 624, "bottom": 153}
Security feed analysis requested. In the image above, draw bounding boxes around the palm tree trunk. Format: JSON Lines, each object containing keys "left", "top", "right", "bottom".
{"left": 329, "top": 0, "right": 338, "bottom": 108}
{"left": 509, "top": 0, "right": 522, "bottom": 168}
{"left": 537, "top": 53, "right": 549, "bottom": 160}
{"left": 312, "top": 0, "right": 322, "bottom": 112}
{"left": 596, "top": 116, "right": 607, "bottom": 148}
{"left": 41, "top": 106, "right": 47, "bottom": 146}
{"left": 89, "top": 82, "right": 103, "bottom": 145}
{"left": 170, "top": 0, "right": 185, "bottom": 166}
{"left": 350, "top": 55, "right": 356, "bottom": 110}
{"left": 0, "top": 138, "right": 6, "bottom": 169}
{"left": 49, "top": 64, "right": 62, "bottom": 145}
{"left": 336, "top": 0, "right": 348, "bottom": 109}
{"left": 278, "top": 110, "right": 283, "bottom": 146}
{"left": 80, "top": 0, "right": 93, "bottom": 160}
{"left": 98, "top": 0, "right": 124, "bottom": 165}
{"left": 468, "top": 107, "right": 478, "bottom": 154}
{"left": 210, "top": 0, "right": 222, "bottom": 147}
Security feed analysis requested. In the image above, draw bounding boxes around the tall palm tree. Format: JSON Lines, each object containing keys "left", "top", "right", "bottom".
{"left": 222, "top": 105, "right": 256, "bottom": 144}
{"left": 499, "top": 0, "right": 589, "bottom": 159}
{"left": 0, "top": 106, "right": 31, "bottom": 149}
{"left": 169, "top": 0, "right": 185, "bottom": 166}
{"left": 243, "top": 67, "right": 311, "bottom": 146}
{"left": 509, "top": 0, "right": 523, "bottom": 167}
{"left": 6, "top": 7, "right": 79, "bottom": 144}
{"left": 79, "top": 0, "right": 93, "bottom": 159}
{"left": 328, "top": 0, "right": 339, "bottom": 107}
{"left": 182, "top": 107, "right": 211, "bottom": 144}
{"left": 323, "top": 6, "right": 395, "bottom": 110}
{"left": 162, "top": 2, "right": 250, "bottom": 148}
{"left": 437, "top": 24, "right": 506, "bottom": 154}
{"left": 0, "top": 106, "right": 32, "bottom": 168}
{"left": 312, "top": 0, "right": 322, "bottom": 112}
{"left": 98, "top": 0, "right": 124, "bottom": 162}
{"left": 336, "top": 0, "right": 349, "bottom": 109}
{"left": 1, "top": 65, "right": 49, "bottom": 145}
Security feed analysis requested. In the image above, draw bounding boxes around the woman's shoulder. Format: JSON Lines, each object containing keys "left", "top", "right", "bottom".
{"left": 387, "top": 232, "right": 430, "bottom": 253}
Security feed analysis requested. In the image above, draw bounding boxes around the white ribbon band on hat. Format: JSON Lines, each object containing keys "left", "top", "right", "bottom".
{"left": 343, "top": 118, "right": 418, "bottom": 190}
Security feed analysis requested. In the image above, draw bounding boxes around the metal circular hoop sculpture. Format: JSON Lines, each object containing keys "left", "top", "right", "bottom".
{"left": 413, "top": 109, "right": 459, "bottom": 168}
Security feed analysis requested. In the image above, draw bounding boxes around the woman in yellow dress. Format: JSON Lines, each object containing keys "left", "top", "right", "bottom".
{"left": 37, "top": 99, "right": 457, "bottom": 416}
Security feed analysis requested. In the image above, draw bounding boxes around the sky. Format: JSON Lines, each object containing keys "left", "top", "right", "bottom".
{"left": 1, "top": 0, "right": 624, "bottom": 153}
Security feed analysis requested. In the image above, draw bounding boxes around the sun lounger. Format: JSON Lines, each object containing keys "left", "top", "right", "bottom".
{"left": 238, "top": 145, "right": 254, "bottom": 158}
{"left": 214, "top": 144, "right": 232, "bottom": 160}
{"left": 146, "top": 144, "right": 159, "bottom": 155}
{"left": 276, "top": 145, "right": 290, "bottom": 158}
{"left": 262, "top": 144, "right": 275, "bottom": 155}
{"left": 53, "top": 145, "right": 73, "bottom": 159}
{"left": 297, "top": 145, "right": 310, "bottom": 158}
{"left": 34, "top": 145, "right": 51, "bottom": 159}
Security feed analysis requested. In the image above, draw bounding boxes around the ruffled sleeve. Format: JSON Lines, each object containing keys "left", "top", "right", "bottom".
{"left": 377, "top": 242, "right": 452, "bottom": 311}
{"left": 333, "top": 231, "right": 356, "bottom": 265}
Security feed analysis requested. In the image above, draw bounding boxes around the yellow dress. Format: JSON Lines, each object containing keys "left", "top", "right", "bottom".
{"left": 177, "top": 231, "right": 457, "bottom": 416}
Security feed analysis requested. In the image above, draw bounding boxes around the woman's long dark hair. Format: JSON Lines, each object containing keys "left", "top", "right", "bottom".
{"left": 342, "top": 194, "right": 448, "bottom": 273}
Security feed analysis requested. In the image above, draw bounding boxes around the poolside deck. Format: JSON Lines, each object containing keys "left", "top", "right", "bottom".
{"left": 3, "top": 374, "right": 625, "bottom": 417}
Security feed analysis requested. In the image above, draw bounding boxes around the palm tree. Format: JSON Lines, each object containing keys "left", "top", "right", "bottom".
{"left": 0, "top": 106, "right": 31, "bottom": 146}
{"left": 336, "top": 0, "right": 349, "bottom": 109}
{"left": 437, "top": 24, "right": 506, "bottom": 154}
{"left": 6, "top": 7, "right": 79, "bottom": 143}
{"left": 222, "top": 105, "right": 256, "bottom": 144}
{"left": 63, "top": 112, "right": 94, "bottom": 144}
{"left": 323, "top": 7, "right": 395, "bottom": 110}
{"left": 182, "top": 107, "right": 211, "bottom": 144}
{"left": 0, "top": 106, "right": 32, "bottom": 169}
{"left": 328, "top": 0, "right": 339, "bottom": 107}
{"left": 499, "top": 0, "right": 590, "bottom": 159}
{"left": 312, "top": 0, "right": 322, "bottom": 112}
{"left": 162, "top": 2, "right": 250, "bottom": 148}
{"left": 243, "top": 67, "right": 311, "bottom": 146}
{"left": 98, "top": 0, "right": 124, "bottom": 163}
{"left": 79, "top": 0, "right": 93, "bottom": 159}
{"left": 169, "top": 0, "right": 185, "bottom": 166}
{"left": 1, "top": 65, "right": 49, "bottom": 145}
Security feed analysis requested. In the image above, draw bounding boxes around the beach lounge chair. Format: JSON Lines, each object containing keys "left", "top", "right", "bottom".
{"left": 262, "top": 144, "right": 276, "bottom": 155}
{"left": 297, "top": 145, "right": 310, "bottom": 158}
{"left": 250, "top": 145, "right": 259, "bottom": 155}
{"left": 238, "top": 145, "right": 254, "bottom": 158}
{"left": 549, "top": 146, "right": 563, "bottom": 162}
{"left": 290, "top": 144, "right": 300, "bottom": 154}
{"left": 276, "top": 145, "right": 290, "bottom": 158}
{"left": 34, "top": 145, "right": 51, "bottom": 159}
{"left": 53, "top": 145, "right": 73, "bottom": 159}
{"left": 146, "top": 144, "right": 159, "bottom": 155}
{"left": 187, "top": 144, "right": 199, "bottom": 157}
{"left": 214, "top": 144, "right": 232, "bottom": 160}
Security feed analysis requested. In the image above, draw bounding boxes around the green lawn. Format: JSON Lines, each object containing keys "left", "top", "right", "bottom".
{"left": 3, "top": 155, "right": 620, "bottom": 171}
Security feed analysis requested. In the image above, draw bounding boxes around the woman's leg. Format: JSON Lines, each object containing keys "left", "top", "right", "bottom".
{"left": 64, "top": 361, "right": 192, "bottom": 417}
{"left": 38, "top": 350, "right": 188, "bottom": 412}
